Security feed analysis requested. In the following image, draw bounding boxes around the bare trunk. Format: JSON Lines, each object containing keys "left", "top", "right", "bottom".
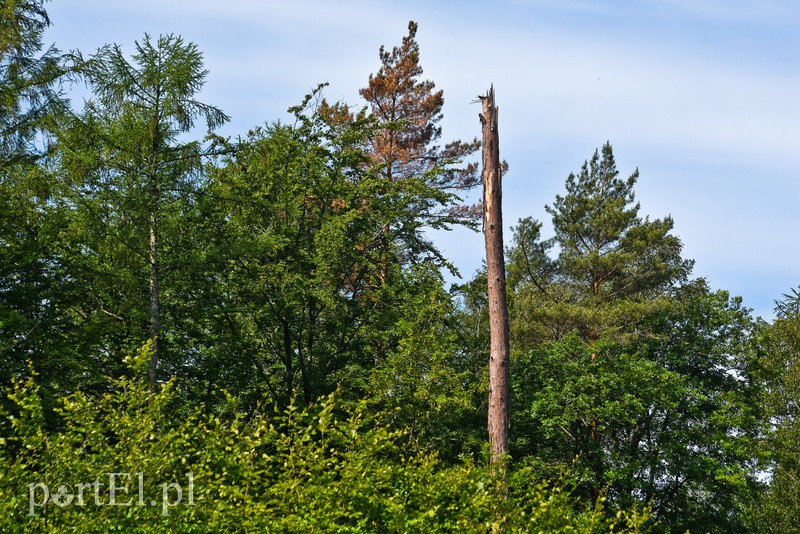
{"left": 481, "top": 86, "right": 510, "bottom": 469}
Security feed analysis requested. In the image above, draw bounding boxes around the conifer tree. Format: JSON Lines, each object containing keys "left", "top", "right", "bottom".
{"left": 360, "top": 21, "right": 481, "bottom": 221}
{"left": 0, "top": 0, "right": 70, "bottom": 164}
{"left": 0, "top": 0, "right": 79, "bottom": 402}
{"left": 509, "top": 142, "right": 693, "bottom": 344}
{"left": 505, "top": 144, "right": 761, "bottom": 530}
{"left": 58, "top": 35, "right": 227, "bottom": 387}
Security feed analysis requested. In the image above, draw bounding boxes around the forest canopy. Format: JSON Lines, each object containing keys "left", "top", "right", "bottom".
{"left": 1, "top": 2, "right": 798, "bottom": 532}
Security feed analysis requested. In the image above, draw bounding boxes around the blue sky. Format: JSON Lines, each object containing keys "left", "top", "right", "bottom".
{"left": 44, "top": 0, "right": 799, "bottom": 319}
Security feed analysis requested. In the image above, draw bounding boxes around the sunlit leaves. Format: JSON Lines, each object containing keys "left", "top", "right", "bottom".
{"left": 0, "top": 347, "right": 648, "bottom": 532}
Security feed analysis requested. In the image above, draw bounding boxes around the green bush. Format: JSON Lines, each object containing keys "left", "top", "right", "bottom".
{"left": 0, "top": 345, "right": 649, "bottom": 532}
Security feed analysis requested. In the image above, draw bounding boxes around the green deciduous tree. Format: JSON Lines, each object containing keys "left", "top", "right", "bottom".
{"left": 193, "top": 90, "right": 483, "bottom": 431}
{"left": 504, "top": 143, "right": 762, "bottom": 531}
{"left": 366, "top": 262, "right": 487, "bottom": 461}
{"left": 513, "top": 284, "right": 762, "bottom": 532}
{"left": 0, "top": 344, "right": 649, "bottom": 532}
{"left": 193, "top": 94, "right": 385, "bottom": 406}
{"left": 750, "top": 287, "right": 800, "bottom": 533}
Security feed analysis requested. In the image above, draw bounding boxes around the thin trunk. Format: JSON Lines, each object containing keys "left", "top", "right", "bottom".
{"left": 481, "top": 86, "right": 510, "bottom": 470}
{"left": 281, "top": 318, "right": 294, "bottom": 402}
{"left": 148, "top": 172, "right": 160, "bottom": 389}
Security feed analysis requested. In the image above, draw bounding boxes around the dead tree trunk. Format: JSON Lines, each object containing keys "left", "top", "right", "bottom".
{"left": 480, "top": 85, "right": 510, "bottom": 469}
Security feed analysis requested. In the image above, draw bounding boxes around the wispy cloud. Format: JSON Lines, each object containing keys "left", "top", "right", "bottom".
{"left": 659, "top": 0, "right": 800, "bottom": 26}
{"left": 45, "top": 0, "right": 800, "bottom": 318}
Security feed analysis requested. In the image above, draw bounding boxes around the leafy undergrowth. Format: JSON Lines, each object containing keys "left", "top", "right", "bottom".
{"left": 0, "top": 345, "right": 649, "bottom": 533}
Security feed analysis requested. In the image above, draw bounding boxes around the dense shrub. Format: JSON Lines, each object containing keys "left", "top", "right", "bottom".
{"left": 0, "top": 345, "right": 649, "bottom": 532}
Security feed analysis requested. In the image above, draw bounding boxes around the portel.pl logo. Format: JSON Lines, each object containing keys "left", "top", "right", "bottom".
{"left": 28, "top": 472, "right": 194, "bottom": 517}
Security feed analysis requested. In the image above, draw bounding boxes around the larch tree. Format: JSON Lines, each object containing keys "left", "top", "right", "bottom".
{"left": 58, "top": 34, "right": 228, "bottom": 388}
{"left": 0, "top": 0, "right": 81, "bottom": 404}
{"left": 0, "top": 0, "right": 71, "bottom": 164}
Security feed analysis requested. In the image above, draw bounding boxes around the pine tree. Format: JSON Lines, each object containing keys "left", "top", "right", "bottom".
{"left": 509, "top": 142, "right": 693, "bottom": 344}
{"left": 506, "top": 143, "right": 761, "bottom": 530}
{"left": 360, "top": 21, "right": 481, "bottom": 220}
